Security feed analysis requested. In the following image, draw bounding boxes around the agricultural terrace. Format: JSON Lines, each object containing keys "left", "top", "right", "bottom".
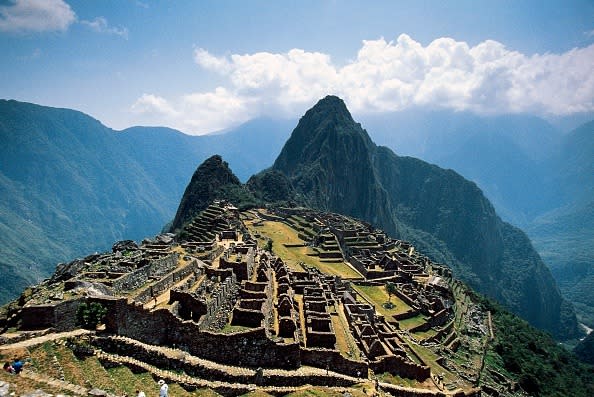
{"left": 245, "top": 216, "right": 362, "bottom": 279}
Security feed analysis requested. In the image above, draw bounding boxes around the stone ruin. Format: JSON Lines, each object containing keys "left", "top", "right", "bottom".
{"left": 0, "top": 201, "right": 487, "bottom": 396}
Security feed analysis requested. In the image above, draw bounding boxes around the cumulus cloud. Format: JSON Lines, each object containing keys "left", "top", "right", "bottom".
{"left": 0, "top": 1, "right": 129, "bottom": 39}
{"left": 130, "top": 90, "right": 253, "bottom": 134}
{"left": 133, "top": 34, "right": 594, "bottom": 134}
{"left": 131, "top": 94, "right": 179, "bottom": 117}
{"left": 80, "top": 16, "right": 128, "bottom": 39}
{"left": 0, "top": 0, "right": 75, "bottom": 33}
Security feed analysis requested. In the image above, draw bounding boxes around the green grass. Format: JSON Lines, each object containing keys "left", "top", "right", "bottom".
{"left": 398, "top": 316, "right": 428, "bottom": 330}
{"left": 284, "top": 387, "right": 367, "bottom": 397}
{"left": 331, "top": 306, "right": 362, "bottom": 359}
{"left": 352, "top": 285, "right": 412, "bottom": 317}
{"left": 378, "top": 372, "right": 419, "bottom": 387}
{"left": 404, "top": 341, "right": 457, "bottom": 384}
{"left": 78, "top": 355, "right": 121, "bottom": 394}
{"left": 246, "top": 218, "right": 362, "bottom": 278}
{"left": 220, "top": 324, "right": 253, "bottom": 333}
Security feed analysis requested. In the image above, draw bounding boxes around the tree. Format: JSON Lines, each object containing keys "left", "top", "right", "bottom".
{"left": 385, "top": 282, "right": 397, "bottom": 309}
{"left": 265, "top": 238, "right": 273, "bottom": 252}
{"left": 76, "top": 302, "right": 107, "bottom": 329}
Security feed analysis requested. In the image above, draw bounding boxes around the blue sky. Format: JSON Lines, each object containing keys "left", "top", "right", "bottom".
{"left": 1, "top": 0, "right": 593, "bottom": 134}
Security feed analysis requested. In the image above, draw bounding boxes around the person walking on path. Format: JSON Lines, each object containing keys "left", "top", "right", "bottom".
{"left": 158, "top": 379, "right": 168, "bottom": 397}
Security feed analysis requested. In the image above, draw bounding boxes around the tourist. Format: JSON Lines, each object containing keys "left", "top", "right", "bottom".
{"left": 2, "top": 362, "right": 13, "bottom": 374}
{"left": 135, "top": 390, "right": 145, "bottom": 397}
{"left": 3, "top": 360, "right": 24, "bottom": 374}
{"left": 158, "top": 379, "right": 168, "bottom": 397}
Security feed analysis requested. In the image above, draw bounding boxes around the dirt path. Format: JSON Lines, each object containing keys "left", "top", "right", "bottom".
{"left": 0, "top": 329, "right": 92, "bottom": 351}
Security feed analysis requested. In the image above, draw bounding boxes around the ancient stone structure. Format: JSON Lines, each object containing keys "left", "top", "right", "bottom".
{"left": 0, "top": 201, "right": 487, "bottom": 396}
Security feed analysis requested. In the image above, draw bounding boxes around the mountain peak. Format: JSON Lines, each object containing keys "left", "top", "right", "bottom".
{"left": 273, "top": 95, "right": 373, "bottom": 177}
{"left": 301, "top": 95, "right": 355, "bottom": 127}
{"left": 170, "top": 155, "right": 241, "bottom": 231}
{"left": 311, "top": 95, "right": 350, "bottom": 113}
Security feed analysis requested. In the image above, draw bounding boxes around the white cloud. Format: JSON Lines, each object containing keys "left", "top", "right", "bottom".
{"left": 133, "top": 34, "right": 594, "bottom": 135}
{"left": 194, "top": 48, "right": 232, "bottom": 73}
{"left": 130, "top": 90, "right": 252, "bottom": 134}
{"left": 181, "top": 87, "right": 253, "bottom": 132}
{"left": 80, "top": 16, "right": 128, "bottom": 39}
{"left": 0, "top": 0, "right": 75, "bottom": 33}
{"left": 131, "top": 94, "right": 179, "bottom": 117}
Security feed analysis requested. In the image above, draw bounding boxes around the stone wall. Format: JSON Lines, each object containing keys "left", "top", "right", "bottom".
{"left": 94, "top": 336, "right": 355, "bottom": 388}
{"left": 169, "top": 289, "right": 207, "bottom": 321}
{"left": 219, "top": 257, "right": 251, "bottom": 281}
{"left": 370, "top": 355, "right": 430, "bottom": 381}
{"left": 134, "top": 264, "right": 191, "bottom": 305}
{"left": 231, "top": 308, "right": 264, "bottom": 327}
{"left": 200, "top": 275, "right": 236, "bottom": 330}
{"left": 111, "top": 253, "right": 180, "bottom": 294}
{"left": 300, "top": 348, "right": 367, "bottom": 378}
{"left": 19, "top": 298, "right": 82, "bottom": 331}
{"left": 394, "top": 309, "right": 420, "bottom": 321}
{"left": 429, "top": 308, "right": 450, "bottom": 327}
{"left": 102, "top": 299, "right": 300, "bottom": 369}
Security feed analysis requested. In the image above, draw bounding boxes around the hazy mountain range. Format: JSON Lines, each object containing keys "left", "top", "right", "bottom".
{"left": 0, "top": 98, "right": 592, "bottom": 339}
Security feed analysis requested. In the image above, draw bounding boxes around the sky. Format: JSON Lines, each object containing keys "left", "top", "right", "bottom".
{"left": 1, "top": 0, "right": 593, "bottom": 135}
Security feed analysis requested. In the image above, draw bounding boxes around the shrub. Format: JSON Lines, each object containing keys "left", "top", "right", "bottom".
{"left": 76, "top": 302, "right": 107, "bottom": 329}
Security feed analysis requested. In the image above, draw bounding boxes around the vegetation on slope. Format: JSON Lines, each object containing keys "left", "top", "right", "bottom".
{"left": 477, "top": 294, "right": 594, "bottom": 396}
{"left": 0, "top": 100, "right": 173, "bottom": 303}
{"left": 574, "top": 331, "right": 594, "bottom": 366}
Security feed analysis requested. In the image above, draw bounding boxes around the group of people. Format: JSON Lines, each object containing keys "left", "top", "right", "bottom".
{"left": 4, "top": 359, "right": 168, "bottom": 397}
{"left": 3, "top": 360, "right": 26, "bottom": 374}
{"left": 135, "top": 379, "right": 168, "bottom": 397}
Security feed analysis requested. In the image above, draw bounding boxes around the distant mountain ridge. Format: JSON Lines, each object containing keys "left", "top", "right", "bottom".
{"left": 0, "top": 100, "right": 173, "bottom": 302}
{"left": 360, "top": 109, "right": 594, "bottom": 328}
{"left": 0, "top": 100, "right": 291, "bottom": 303}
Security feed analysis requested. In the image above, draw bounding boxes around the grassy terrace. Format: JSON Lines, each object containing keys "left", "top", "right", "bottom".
{"left": 331, "top": 303, "right": 362, "bottom": 359}
{"left": 352, "top": 284, "right": 427, "bottom": 330}
{"left": 246, "top": 218, "right": 362, "bottom": 278}
{"left": 403, "top": 340, "right": 459, "bottom": 386}
{"left": 352, "top": 285, "right": 411, "bottom": 316}
{"left": 16, "top": 340, "right": 217, "bottom": 397}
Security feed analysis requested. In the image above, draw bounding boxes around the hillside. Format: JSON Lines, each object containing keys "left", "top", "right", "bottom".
{"left": 360, "top": 110, "right": 563, "bottom": 224}
{"left": 362, "top": 110, "right": 594, "bottom": 328}
{"left": 0, "top": 100, "right": 172, "bottom": 303}
{"left": 574, "top": 331, "right": 594, "bottom": 365}
{"left": 0, "top": 100, "right": 291, "bottom": 305}
{"left": 527, "top": 120, "right": 594, "bottom": 327}
{"left": 0, "top": 98, "right": 586, "bottom": 340}
{"left": 263, "top": 96, "right": 578, "bottom": 339}
{"left": 170, "top": 155, "right": 251, "bottom": 231}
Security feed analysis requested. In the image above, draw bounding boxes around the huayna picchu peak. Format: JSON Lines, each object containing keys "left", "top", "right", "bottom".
{"left": 268, "top": 96, "right": 578, "bottom": 340}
